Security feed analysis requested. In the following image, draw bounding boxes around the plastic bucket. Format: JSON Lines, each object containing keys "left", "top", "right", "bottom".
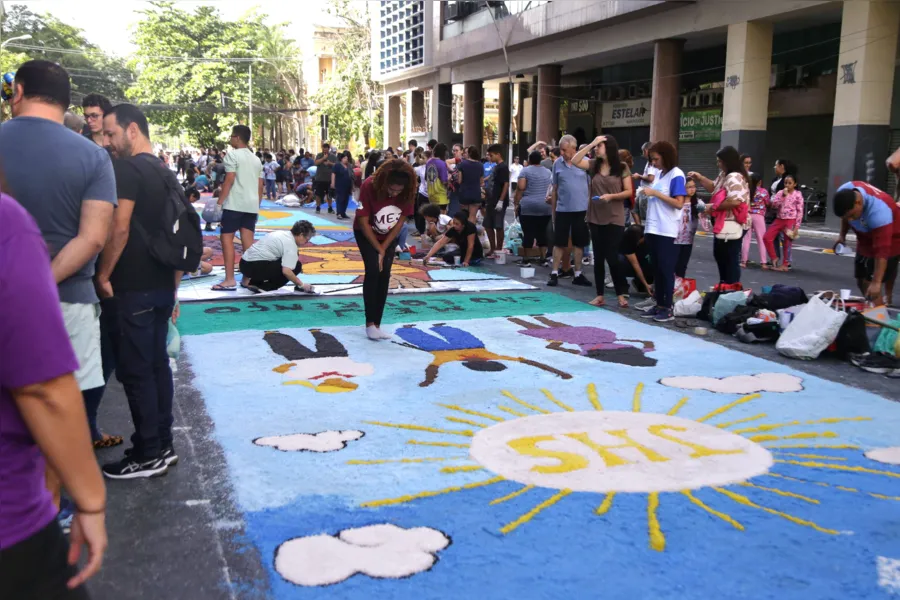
{"left": 520, "top": 266, "right": 535, "bottom": 279}
{"left": 495, "top": 253, "right": 507, "bottom": 265}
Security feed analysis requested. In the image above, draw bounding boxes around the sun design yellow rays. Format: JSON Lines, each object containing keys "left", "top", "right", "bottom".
{"left": 354, "top": 383, "right": 888, "bottom": 552}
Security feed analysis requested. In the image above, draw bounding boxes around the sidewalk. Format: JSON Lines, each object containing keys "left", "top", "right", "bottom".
{"left": 799, "top": 222, "right": 855, "bottom": 241}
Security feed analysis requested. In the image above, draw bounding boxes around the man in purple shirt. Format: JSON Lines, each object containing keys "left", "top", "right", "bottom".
{"left": 0, "top": 194, "right": 108, "bottom": 598}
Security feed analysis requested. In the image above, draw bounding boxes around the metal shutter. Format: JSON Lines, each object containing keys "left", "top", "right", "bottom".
{"left": 678, "top": 142, "right": 720, "bottom": 188}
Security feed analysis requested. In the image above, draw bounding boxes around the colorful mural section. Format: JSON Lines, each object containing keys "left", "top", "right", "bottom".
{"left": 184, "top": 205, "right": 535, "bottom": 302}
{"left": 180, "top": 292, "right": 900, "bottom": 599}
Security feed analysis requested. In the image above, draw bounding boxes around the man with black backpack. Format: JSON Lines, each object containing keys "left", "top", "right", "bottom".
{"left": 96, "top": 103, "right": 201, "bottom": 480}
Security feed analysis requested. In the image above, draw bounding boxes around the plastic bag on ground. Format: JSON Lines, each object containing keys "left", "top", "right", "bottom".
{"left": 674, "top": 290, "right": 702, "bottom": 317}
{"left": 776, "top": 292, "right": 848, "bottom": 360}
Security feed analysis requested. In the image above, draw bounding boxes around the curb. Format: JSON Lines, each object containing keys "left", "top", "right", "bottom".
{"left": 798, "top": 228, "right": 855, "bottom": 242}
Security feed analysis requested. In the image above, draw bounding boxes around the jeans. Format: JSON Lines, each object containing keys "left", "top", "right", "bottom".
{"left": 116, "top": 290, "right": 175, "bottom": 459}
{"left": 674, "top": 243, "right": 693, "bottom": 279}
{"left": 265, "top": 178, "right": 276, "bottom": 198}
{"left": 355, "top": 232, "right": 398, "bottom": 326}
{"left": 335, "top": 189, "right": 351, "bottom": 217}
{"left": 82, "top": 297, "right": 121, "bottom": 442}
{"left": 713, "top": 237, "right": 742, "bottom": 284}
{"left": 589, "top": 223, "right": 627, "bottom": 296}
{"left": 397, "top": 222, "right": 410, "bottom": 251}
{"left": 0, "top": 520, "right": 91, "bottom": 600}
{"left": 646, "top": 233, "right": 676, "bottom": 309}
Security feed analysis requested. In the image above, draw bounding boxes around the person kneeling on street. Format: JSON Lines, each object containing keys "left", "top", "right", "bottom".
{"left": 419, "top": 202, "right": 453, "bottom": 253}
{"left": 424, "top": 210, "right": 484, "bottom": 267}
{"left": 239, "top": 220, "right": 316, "bottom": 293}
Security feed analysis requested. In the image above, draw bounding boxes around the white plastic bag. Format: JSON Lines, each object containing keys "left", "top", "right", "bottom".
{"left": 674, "top": 290, "right": 702, "bottom": 317}
{"left": 775, "top": 292, "right": 847, "bottom": 360}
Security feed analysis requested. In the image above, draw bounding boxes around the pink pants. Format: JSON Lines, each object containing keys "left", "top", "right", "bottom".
{"left": 764, "top": 218, "right": 795, "bottom": 265}
{"left": 741, "top": 213, "right": 767, "bottom": 263}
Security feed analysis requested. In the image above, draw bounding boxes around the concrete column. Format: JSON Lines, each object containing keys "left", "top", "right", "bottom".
{"left": 384, "top": 94, "right": 401, "bottom": 149}
{"left": 516, "top": 80, "right": 530, "bottom": 158}
{"left": 406, "top": 90, "right": 426, "bottom": 139}
{"left": 826, "top": 0, "right": 900, "bottom": 227}
{"left": 721, "top": 21, "right": 773, "bottom": 169}
{"left": 498, "top": 82, "right": 512, "bottom": 155}
{"left": 537, "top": 65, "right": 561, "bottom": 144}
{"left": 463, "top": 80, "right": 484, "bottom": 149}
{"left": 650, "top": 39, "right": 684, "bottom": 146}
{"left": 431, "top": 83, "right": 453, "bottom": 145}
{"left": 531, "top": 76, "right": 539, "bottom": 142}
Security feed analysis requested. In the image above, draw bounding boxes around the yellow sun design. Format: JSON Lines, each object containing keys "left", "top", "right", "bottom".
{"left": 351, "top": 384, "right": 900, "bottom": 551}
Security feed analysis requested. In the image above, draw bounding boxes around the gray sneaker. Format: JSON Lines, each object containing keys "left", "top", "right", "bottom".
{"left": 634, "top": 297, "right": 656, "bottom": 311}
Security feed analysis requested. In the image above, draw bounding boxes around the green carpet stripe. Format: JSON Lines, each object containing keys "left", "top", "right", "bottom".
{"left": 178, "top": 292, "right": 594, "bottom": 336}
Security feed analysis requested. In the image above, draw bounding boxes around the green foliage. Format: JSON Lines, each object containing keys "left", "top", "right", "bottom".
{"left": 0, "top": 5, "right": 132, "bottom": 102}
{"left": 126, "top": 1, "right": 293, "bottom": 148}
{"left": 312, "top": 0, "right": 382, "bottom": 149}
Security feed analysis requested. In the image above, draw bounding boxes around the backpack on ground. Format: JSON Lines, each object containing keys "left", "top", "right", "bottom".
{"left": 749, "top": 284, "right": 807, "bottom": 312}
{"left": 133, "top": 154, "right": 203, "bottom": 272}
{"left": 712, "top": 291, "right": 750, "bottom": 327}
{"left": 716, "top": 304, "right": 756, "bottom": 335}
{"left": 698, "top": 291, "right": 720, "bottom": 322}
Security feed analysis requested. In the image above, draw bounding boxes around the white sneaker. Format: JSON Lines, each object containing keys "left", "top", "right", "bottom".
{"left": 634, "top": 298, "right": 656, "bottom": 311}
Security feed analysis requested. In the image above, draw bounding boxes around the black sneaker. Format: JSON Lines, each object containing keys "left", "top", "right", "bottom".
{"left": 653, "top": 308, "right": 675, "bottom": 323}
{"left": 639, "top": 306, "right": 658, "bottom": 319}
{"left": 850, "top": 352, "right": 900, "bottom": 374}
{"left": 559, "top": 269, "right": 575, "bottom": 279}
{"left": 328, "top": 207, "right": 335, "bottom": 214}
{"left": 572, "top": 274, "right": 592, "bottom": 287}
{"left": 547, "top": 273, "right": 559, "bottom": 287}
{"left": 124, "top": 446, "right": 179, "bottom": 467}
{"left": 102, "top": 456, "right": 168, "bottom": 480}
{"left": 315, "top": 207, "right": 321, "bottom": 213}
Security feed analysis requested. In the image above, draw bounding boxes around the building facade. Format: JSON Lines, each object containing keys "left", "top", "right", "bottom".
{"left": 371, "top": 0, "right": 900, "bottom": 228}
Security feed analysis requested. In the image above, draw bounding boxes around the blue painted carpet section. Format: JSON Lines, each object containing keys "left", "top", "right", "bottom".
{"left": 181, "top": 303, "right": 900, "bottom": 599}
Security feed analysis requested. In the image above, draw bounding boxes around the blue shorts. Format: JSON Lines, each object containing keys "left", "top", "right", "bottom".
{"left": 220, "top": 209, "right": 258, "bottom": 234}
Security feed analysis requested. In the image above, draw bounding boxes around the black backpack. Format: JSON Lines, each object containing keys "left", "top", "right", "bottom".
{"left": 132, "top": 154, "right": 203, "bottom": 273}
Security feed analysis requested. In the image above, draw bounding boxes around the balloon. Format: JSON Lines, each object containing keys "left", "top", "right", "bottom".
{"left": 1, "top": 72, "right": 15, "bottom": 102}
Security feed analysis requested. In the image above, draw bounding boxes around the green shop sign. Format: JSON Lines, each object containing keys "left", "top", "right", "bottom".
{"left": 679, "top": 109, "right": 722, "bottom": 142}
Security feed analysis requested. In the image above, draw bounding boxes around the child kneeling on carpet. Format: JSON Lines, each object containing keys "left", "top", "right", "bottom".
{"left": 240, "top": 220, "right": 317, "bottom": 293}
{"left": 419, "top": 203, "right": 455, "bottom": 254}
{"left": 423, "top": 210, "right": 484, "bottom": 267}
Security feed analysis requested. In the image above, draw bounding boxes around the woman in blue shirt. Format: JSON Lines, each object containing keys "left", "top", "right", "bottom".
{"left": 331, "top": 152, "right": 355, "bottom": 220}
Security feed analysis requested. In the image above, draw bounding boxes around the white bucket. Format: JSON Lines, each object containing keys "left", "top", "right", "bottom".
{"left": 520, "top": 266, "right": 535, "bottom": 279}
{"left": 495, "top": 253, "right": 507, "bottom": 265}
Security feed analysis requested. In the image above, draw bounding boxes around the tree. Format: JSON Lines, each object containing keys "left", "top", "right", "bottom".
{"left": 312, "top": 0, "right": 382, "bottom": 149}
{"left": 126, "top": 1, "right": 290, "bottom": 148}
{"left": 0, "top": 5, "right": 133, "bottom": 103}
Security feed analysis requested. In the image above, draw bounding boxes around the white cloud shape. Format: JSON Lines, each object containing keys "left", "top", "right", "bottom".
{"left": 253, "top": 430, "right": 364, "bottom": 453}
{"left": 275, "top": 524, "right": 450, "bottom": 586}
{"left": 866, "top": 447, "right": 900, "bottom": 465}
{"left": 658, "top": 373, "right": 804, "bottom": 394}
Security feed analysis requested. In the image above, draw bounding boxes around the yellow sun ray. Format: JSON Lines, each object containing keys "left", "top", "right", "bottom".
{"left": 364, "top": 420, "right": 474, "bottom": 437}
{"left": 440, "top": 465, "right": 484, "bottom": 474}
{"left": 541, "top": 389, "right": 574, "bottom": 412}
{"left": 647, "top": 493, "right": 665, "bottom": 551}
{"left": 587, "top": 383, "right": 603, "bottom": 411}
{"left": 696, "top": 393, "right": 760, "bottom": 423}
{"left": 716, "top": 413, "right": 768, "bottom": 429}
{"left": 774, "top": 459, "right": 900, "bottom": 479}
{"left": 749, "top": 431, "right": 838, "bottom": 443}
{"left": 347, "top": 456, "right": 468, "bottom": 465}
{"left": 712, "top": 487, "right": 839, "bottom": 534}
{"left": 667, "top": 396, "right": 690, "bottom": 416}
{"left": 595, "top": 492, "right": 616, "bottom": 515}
{"left": 490, "top": 485, "right": 535, "bottom": 506}
{"left": 763, "top": 472, "right": 900, "bottom": 501}
{"left": 632, "top": 383, "right": 644, "bottom": 413}
{"left": 735, "top": 416, "right": 872, "bottom": 435}
{"left": 501, "top": 390, "right": 551, "bottom": 414}
{"left": 763, "top": 444, "right": 859, "bottom": 450}
{"left": 445, "top": 416, "right": 488, "bottom": 428}
{"left": 736, "top": 482, "right": 819, "bottom": 504}
{"left": 361, "top": 476, "right": 505, "bottom": 508}
{"left": 776, "top": 453, "right": 848, "bottom": 461}
{"left": 681, "top": 491, "right": 744, "bottom": 530}
{"left": 436, "top": 403, "right": 505, "bottom": 422}
{"left": 498, "top": 405, "right": 529, "bottom": 418}
{"left": 406, "top": 440, "right": 471, "bottom": 449}
{"left": 734, "top": 421, "right": 800, "bottom": 434}
{"left": 500, "top": 489, "right": 571, "bottom": 535}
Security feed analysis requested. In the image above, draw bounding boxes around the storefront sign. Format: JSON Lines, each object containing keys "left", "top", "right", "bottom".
{"left": 569, "top": 99, "right": 591, "bottom": 114}
{"left": 600, "top": 99, "right": 651, "bottom": 128}
{"left": 679, "top": 109, "right": 722, "bottom": 142}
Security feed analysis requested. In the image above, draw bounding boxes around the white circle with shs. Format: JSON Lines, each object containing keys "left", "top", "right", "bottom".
{"left": 469, "top": 411, "right": 773, "bottom": 493}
